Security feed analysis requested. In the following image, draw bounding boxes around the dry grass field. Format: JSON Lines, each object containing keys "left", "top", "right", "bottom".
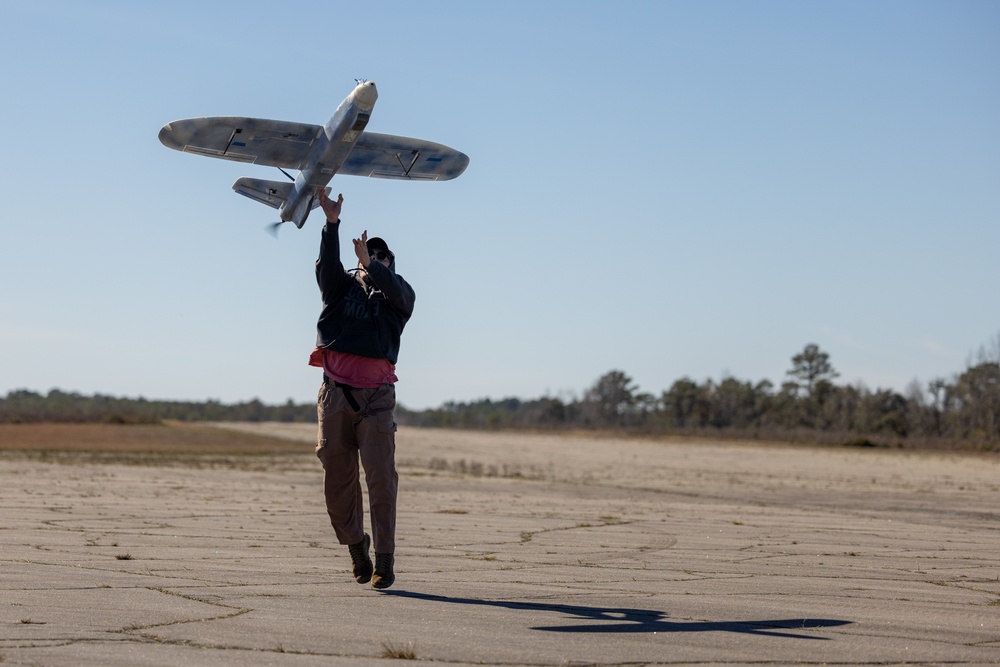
{"left": 0, "top": 421, "right": 313, "bottom": 456}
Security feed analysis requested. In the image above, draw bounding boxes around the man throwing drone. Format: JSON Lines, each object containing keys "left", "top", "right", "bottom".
{"left": 308, "top": 189, "right": 415, "bottom": 589}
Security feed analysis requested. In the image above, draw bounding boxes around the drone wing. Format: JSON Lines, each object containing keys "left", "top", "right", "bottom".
{"left": 340, "top": 132, "right": 470, "bottom": 181}
{"left": 158, "top": 117, "right": 323, "bottom": 170}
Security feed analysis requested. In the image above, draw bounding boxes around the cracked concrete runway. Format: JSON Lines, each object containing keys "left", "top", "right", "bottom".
{"left": 2, "top": 425, "right": 999, "bottom": 666}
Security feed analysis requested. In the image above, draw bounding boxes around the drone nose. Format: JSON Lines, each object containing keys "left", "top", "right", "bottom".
{"left": 353, "top": 80, "right": 378, "bottom": 108}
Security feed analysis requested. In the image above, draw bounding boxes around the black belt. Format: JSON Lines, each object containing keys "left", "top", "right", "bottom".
{"left": 324, "top": 375, "right": 361, "bottom": 411}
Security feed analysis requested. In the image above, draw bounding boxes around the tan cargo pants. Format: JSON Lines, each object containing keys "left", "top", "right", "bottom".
{"left": 316, "top": 378, "right": 398, "bottom": 554}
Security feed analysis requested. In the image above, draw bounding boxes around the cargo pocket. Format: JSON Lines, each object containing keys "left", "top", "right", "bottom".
{"left": 375, "top": 409, "right": 397, "bottom": 435}
{"left": 367, "top": 385, "right": 397, "bottom": 436}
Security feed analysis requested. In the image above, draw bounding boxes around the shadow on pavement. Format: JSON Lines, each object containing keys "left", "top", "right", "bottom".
{"left": 384, "top": 590, "right": 852, "bottom": 639}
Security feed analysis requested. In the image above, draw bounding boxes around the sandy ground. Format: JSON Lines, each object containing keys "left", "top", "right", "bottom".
{"left": 1, "top": 424, "right": 998, "bottom": 666}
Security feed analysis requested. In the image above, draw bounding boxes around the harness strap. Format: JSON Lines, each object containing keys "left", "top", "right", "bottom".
{"left": 324, "top": 375, "right": 362, "bottom": 411}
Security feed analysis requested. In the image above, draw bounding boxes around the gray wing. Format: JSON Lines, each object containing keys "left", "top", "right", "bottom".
{"left": 340, "top": 132, "right": 470, "bottom": 181}
{"left": 158, "top": 117, "right": 323, "bottom": 170}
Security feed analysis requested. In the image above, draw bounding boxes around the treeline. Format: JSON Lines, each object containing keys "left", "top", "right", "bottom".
{"left": 0, "top": 390, "right": 314, "bottom": 424}
{"left": 397, "top": 341, "right": 1000, "bottom": 451}
{"left": 3, "top": 340, "right": 998, "bottom": 451}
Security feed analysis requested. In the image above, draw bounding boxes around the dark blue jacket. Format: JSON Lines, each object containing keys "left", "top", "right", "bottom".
{"left": 315, "top": 220, "right": 415, "bottom": 364}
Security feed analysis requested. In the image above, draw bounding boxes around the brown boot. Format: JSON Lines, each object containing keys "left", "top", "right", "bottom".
{"left": 347, "top": 534, "right": 373, "bottom": 584}
{"left": 372, "top": 552, "right": 395, "bottom": 589}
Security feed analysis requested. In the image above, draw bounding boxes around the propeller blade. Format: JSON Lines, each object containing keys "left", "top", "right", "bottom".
{"left": 265, "top": 221, "right": 284, "bottom": 238}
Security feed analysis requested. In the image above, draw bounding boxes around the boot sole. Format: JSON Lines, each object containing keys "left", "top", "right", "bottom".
{"left": 371, "top": 576, "right": 394, "bottom": 589}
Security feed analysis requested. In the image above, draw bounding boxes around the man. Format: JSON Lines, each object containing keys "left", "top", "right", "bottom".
{"left": 309, "top": 189, "right": 415, "bottom": 590}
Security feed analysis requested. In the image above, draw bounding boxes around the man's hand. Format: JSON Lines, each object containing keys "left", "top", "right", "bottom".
{"left": 318, "top": 189, "right": 343, "bottom": 222}
{"left": 353, "top": 230, "right": 370, "bottom": 268}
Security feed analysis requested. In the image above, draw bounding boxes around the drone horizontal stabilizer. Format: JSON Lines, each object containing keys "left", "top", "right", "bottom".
{"left": 233, "top": 177, "right": 330, "bottom": 224}
{"left": 232, "top": 178, "right": 294, "bottom": 210}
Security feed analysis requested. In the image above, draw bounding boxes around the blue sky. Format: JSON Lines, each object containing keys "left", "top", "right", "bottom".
{"left": 1, "top": 1, "right": 997, "bottom": 410}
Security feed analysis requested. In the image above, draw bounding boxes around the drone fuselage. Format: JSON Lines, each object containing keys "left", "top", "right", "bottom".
{"left": 281, "top": 81, "right": 378, "bottom": 226}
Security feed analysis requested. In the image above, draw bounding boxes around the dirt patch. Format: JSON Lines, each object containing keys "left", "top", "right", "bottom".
{"left": 0, "top": 421, "right": 312, "bottom": 455}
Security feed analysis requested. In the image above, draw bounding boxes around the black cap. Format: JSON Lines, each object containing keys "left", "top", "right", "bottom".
{"left": 366, "top": 237, "right": 393, "bottom": 259}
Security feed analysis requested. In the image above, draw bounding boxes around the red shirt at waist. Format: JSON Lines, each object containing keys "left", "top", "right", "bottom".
{"left": 308, "top": 348, "right": 398, "bottom": 388}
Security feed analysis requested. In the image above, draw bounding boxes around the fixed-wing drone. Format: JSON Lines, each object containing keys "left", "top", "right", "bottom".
{"left": 158, "top": 80, "right": 469, "bottom": 228}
